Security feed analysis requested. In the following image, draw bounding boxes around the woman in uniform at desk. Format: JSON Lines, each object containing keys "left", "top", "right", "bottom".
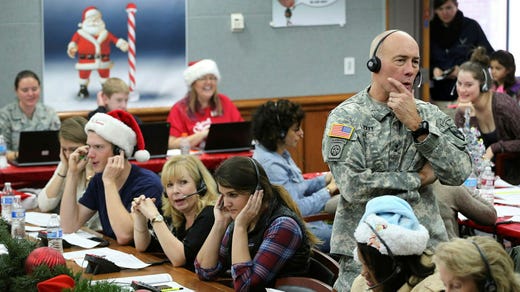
{"left": 132, "top": 155, "right": 218, "bottom": 271}
{"left": 0, "top": 70, "right": 61, "bottom": 161}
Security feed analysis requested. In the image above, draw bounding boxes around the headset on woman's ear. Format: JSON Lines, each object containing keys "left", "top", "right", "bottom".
{"left": 471, "top": 241, "right": 497, "bottom": 292}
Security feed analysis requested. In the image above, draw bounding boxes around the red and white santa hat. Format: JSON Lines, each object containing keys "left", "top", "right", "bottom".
{"left": 85, "top": 110, "right": 150, "bottom": 162}
{"left": 82, "top": 6, "right": 101, "bottom": 21}
{"left": 183, "top": 59, "right": 221, "bottom": 87}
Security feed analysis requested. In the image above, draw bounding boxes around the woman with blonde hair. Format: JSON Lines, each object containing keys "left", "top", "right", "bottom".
{"left": 433, "top": 236, "right": 520, "bottom": 292}
{"left": 132, "top": 155, "right": 217, "bottom": 271}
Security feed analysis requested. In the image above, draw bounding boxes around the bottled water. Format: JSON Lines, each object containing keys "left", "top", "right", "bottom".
{"left": 1, "top": 182, "right": 14, "bottom": 222}
{"left": 0, "top": 134, "right": 7, "bottom": 169}
{"left": 479, "top": 166, "right": 495, "bottom": 205}
{"left": 179, "top": 133, "right": 190, "bottom": 155}
{"left": 11, "top": 195, "right": 25, "bottom": 239}
{"left": 463, "top": 170, "right": 478, "bottom": 194}
{"left": 47, "top": 214, "right": 63, "bottom": 253}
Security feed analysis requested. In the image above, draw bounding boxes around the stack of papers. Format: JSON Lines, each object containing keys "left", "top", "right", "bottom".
{"left": 63, "top": 247, "right": 150, "bottom": 269}
{"left": 92, "top": 273, "right": 193, "bottom": 291}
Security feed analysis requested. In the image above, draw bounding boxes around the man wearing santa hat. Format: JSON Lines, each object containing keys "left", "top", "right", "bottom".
{"left": 60, "top": 110, "right": 162, "bottom": 245}
{"left": 67, "top": 6, "right": 129, "bottom": 99}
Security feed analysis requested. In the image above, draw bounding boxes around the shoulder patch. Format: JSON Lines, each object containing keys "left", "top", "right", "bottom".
{"left": 327, "top": 138, "right": 347, "bottom": 161}
{"left": 328, "top": 123, "right": 354, "bottom": 140}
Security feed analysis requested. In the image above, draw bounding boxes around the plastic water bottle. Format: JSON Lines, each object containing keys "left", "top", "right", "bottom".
{"left": 11, "top": 195, "right": 25, "bottom": 239}
{"left": 1, "top": 182, "right": 14, "bottom": 222}
{"left": 0, "top": 134, "right": 8, "bottom": 169}
{"left": 463, "top": 170, "right": 478, "bottom": 194}
{"left": 479, "top": 166, "right": 495, "bottom": 205}
{"left": 179, "top": 133, "right": 190, "bottom": 155}
{"left": 47, "top": 214, "right": 63, "bottom": 253}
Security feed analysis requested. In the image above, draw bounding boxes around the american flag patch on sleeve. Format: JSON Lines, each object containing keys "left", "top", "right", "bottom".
{"left": 328, "top": 123, "right": 354, "bottom": 139}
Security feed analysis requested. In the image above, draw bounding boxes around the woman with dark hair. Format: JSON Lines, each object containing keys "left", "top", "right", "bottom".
{"left": 455, "top": 47, "right": 520, "bottom": 185}
{"left": 490, "top": 50, "right": 520, "bottom": 102}
{"left": 167, "top": 59, "right": 243, "bottom": 150}
{"left": 0, "top": 70, "right": 61, "bottom": 161}
{"left": 132, "top": 155, "right": 217, "bottom": 271}
{"left": 195, "top": 156, "right": 317, "bottom": 291}
{"left": 252, "top": 99, "right": 338, "bottom": 251}
{"left": 351, "top": 196, "right": 443, "bottom": 292}
{"left": 430, "top": 0, "right": 494, "bottom": 117}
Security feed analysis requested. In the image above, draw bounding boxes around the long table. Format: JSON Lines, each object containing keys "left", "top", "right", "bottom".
{"left": 65, "top": 235, "right": 233, "bottom": 291}
{"left": 461, "top": 213, "right": 520, "bottom": 246}
{"left": 0, "top": 151, "right": 253, "bottom": 189}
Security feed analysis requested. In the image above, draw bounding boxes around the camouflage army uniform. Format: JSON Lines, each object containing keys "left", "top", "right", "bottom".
{"left": 321, "top": 86, "right": 472, "bottom": 291}
{"left": 0, "top": 102, "right": 61, "bottom": 151}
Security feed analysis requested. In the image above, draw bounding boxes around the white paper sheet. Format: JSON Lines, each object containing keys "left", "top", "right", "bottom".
{"left": 63, "top": 247, "right": 150, "bottom": 269}
{"left": 63, "top": 233, "right": 100, "bottom": 249}
{"left": 25, "top": 212, "right": 57, "bottom": 226}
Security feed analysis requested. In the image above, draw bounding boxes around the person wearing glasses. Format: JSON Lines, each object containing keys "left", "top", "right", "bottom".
{"left": 167, "top": 59, "right": 243, "bottom": 149}
{"left": 351, "top": 195, "right": 444, "bottom": 292}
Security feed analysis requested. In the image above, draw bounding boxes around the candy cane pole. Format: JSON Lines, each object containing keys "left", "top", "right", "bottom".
{"left": 126, "top": 3, "right": 139, "bottom": 101}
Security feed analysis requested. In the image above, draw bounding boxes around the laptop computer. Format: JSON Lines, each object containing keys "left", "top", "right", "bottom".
{"left": 138, "top": 122, "right": 170, "bottom": 159}
{"left": 11, "top": 130, "right": 60, "bottom": 166}
{"left": 202, "top": 121, "right": 253, "bottom": 153}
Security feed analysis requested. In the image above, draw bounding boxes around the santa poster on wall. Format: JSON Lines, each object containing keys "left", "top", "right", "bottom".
{"left": 43, "top": 0, "right": 186, "bottom": 112}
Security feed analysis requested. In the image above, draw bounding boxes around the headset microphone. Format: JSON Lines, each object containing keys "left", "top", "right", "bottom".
{"left": 163, "top": 184, "right": 207, "bottom": 200}
{"left": 450, "top": 84, "right": 457, "bottom": 96}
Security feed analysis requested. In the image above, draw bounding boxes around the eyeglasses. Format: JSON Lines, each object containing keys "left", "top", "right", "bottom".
{"left": 197, "top": 76, "right": 218, "bottom": 82}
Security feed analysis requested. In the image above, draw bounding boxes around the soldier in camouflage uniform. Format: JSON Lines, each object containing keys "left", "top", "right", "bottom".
{"left": 321, "top": 30, "right": 472, "bottom": 291}
{"left": 0, "top": 70, "right": 61, "bottom": 161}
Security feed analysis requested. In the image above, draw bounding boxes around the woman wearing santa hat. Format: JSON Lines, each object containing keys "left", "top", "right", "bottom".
{"left": 167, "top": 59, "right": 244, "bottom": 150}
{"left": 59, "top": 110, "right": 163, "bottom": 245}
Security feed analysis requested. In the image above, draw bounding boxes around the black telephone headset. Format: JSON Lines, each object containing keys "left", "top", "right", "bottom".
{"left": 366, "top": 30, "right": 422, "bottom": 89}
{"left": 471, "top": 241, "right": 497, "bottom": 292}
{"left": 364, "top": 221, "right": 402, "bottom": 290}
{"left": 273, "top": 101, "right": 286, "bottom": 139}
{"left": 366, "top": 30, "right": 399, "bottom": 73}
{"left": 480, "top": 68, "right": 490, "bottom": 92}
{"left": 162, "top": 169, "right": 207, "bottom": 198}
{"left": 113, "top": 145, "right": 123, "bottom": 156}
{"left": 249, "top": 157, "right": 262, "bottom": 193}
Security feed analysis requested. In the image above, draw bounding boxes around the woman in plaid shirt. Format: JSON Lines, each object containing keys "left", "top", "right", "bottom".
{"left": 195, "top": 156, "right": 318, "bottom": 291}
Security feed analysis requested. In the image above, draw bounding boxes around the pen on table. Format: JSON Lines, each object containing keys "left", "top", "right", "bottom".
{"left": 161, "top": 287, "right": 184, "bottom": 291}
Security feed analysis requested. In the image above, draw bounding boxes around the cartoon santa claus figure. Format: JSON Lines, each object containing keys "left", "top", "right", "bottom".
{"left": 67, "top": 6, "right": 129, "bottom": 98}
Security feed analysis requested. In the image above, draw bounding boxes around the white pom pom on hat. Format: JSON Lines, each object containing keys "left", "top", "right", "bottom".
{"left": 85, "top": 110, "right": 150, "bottom": 162}
{"left": 183, "top": 59, "right": 221, "bottom": 87}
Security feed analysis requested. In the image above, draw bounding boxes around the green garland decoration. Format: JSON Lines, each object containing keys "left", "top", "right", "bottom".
{"left": 0, "top": 219, "right": 127, "bottom": 291}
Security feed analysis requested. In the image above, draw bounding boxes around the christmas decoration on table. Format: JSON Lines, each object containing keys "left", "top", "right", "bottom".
{"left": 67, "top": 6, "right": 129, "bottom": 99}
{"left": 460, "top": 107, "right": 492, "bottom": 176}
{"left": 0, "top": 219, "right": 125, "bottom": 291}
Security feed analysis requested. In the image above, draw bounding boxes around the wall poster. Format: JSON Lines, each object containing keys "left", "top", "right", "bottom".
{"left": 43, "top": 0, "right": 186, "bottom": 112}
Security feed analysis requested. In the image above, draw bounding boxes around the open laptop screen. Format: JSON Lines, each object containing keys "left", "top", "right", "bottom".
{"left": 11, "top": 130, "right": 60, "bottom": 166}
